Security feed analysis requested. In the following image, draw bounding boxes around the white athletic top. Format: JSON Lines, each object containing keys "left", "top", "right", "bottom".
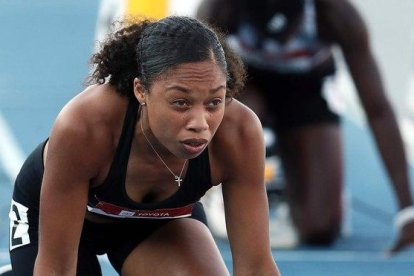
{"left": 227, "top": 0, "right": 332, "bottom": 73}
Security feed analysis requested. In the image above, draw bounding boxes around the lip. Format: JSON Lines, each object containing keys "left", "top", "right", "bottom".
{"left": 181, "top": 138, "right": 208, "bottom": 155}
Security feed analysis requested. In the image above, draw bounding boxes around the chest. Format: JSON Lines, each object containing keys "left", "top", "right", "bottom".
{"left": 125, "top": 153, "right": 184, "bottom": 204}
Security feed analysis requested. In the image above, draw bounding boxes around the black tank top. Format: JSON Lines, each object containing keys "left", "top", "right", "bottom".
{"left": 87, "top": 98, "right": 213, "bottom": 219}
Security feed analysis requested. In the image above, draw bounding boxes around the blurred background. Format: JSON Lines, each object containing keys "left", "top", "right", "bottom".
{"left": 1, "top": 0, "right": 414, "bottom": 275}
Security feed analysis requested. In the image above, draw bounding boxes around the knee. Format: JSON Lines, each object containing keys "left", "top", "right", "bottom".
{"left": 299, "top": 222, "right": 341, "bottom": 246}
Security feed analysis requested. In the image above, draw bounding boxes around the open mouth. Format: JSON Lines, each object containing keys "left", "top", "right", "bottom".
{"left": 181, "top": 139, "right": 208, "bottom": 155}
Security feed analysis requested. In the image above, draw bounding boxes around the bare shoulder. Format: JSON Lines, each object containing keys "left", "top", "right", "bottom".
{"left": 56, "top": 84, "right": 126, "bottom": 132}
{"left": 47, "top": 84, "right": 129, "bottom": 176}
{"left": 317, "top": 0, "right": 368, "bottom": 46}
{"left": 209, "top": 99, "right": 264, "bottom": 183}
{"left": 218, "top": 98, "right": 262, "bottom": 140}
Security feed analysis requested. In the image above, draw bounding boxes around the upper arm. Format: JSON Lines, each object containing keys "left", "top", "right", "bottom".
{"left": 318, "top": 0, "right": 370, "bottom": 53}
{"left": 319, "top": 0, "right": 391, "bottom": 117}
{"left": 211, "top": 101, "right": 277, "bottom": 273}
{"left": 36, "top": 103, "right": 109, "bottom": 272}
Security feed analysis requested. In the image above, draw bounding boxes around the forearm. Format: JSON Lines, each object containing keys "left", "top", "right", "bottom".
{"left": 343, "top": 40, "right": 413, "bottom": 209}
{"left": 224, "top": 186, "right": 280, "bottom": 276}
{"left": 368, "top": 110, "right": 413, "bottom": 209}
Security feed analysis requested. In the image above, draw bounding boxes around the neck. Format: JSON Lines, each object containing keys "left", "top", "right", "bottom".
{"left": 139, "top": 117, "right": 187, "bottom": 170}
{"left": 138, "top": 115, "right": 172, "bottom": 158}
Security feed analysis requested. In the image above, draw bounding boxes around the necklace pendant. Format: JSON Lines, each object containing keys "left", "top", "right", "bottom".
{"left": 175, "top": 176, "right": 183, "bottom": 187}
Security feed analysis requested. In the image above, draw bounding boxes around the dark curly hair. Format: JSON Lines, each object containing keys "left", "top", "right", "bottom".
{"left": 87, "top": 16, "right": 246, "bottom": 99}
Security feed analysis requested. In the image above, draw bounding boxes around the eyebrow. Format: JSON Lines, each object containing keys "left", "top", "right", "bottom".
{"left": 166, "top": 85, "right": 226, "bottom": 94}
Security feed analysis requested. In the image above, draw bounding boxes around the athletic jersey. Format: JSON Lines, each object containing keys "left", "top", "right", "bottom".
{"left": 13, "top": 98, "right": 213, "bottom": 220}
{"left": 87, "top": 98, "right": 213, "bottom": 219}
{"left": 227, "top": 0, "right": 333, "bottom": 74}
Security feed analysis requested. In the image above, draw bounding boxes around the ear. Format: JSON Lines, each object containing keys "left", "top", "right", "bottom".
{"left": 133, "top": 78, "right": 146, "bottom": 104}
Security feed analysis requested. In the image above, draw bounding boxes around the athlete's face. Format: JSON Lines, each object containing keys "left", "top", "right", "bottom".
{"left": 134, "top": 60, "right": 227, "bottom": 159}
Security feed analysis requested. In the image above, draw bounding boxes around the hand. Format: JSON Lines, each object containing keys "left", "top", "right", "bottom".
{"left": 386, "top": 220, "right": 414, "bottom": 256}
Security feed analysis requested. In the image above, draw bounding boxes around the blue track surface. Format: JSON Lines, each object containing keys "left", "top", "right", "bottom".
{"left": 1, "top": 1, "right": 414, "bottom": 275}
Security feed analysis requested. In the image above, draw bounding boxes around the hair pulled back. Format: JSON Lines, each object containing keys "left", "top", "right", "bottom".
{"left": 88, "top": 16, "right": 245, "bottom": 98}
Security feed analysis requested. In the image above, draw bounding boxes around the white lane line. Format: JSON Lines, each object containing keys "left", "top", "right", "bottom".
{"left": 0, "top": 111, "right": 25, "bottom": 183}
{"left": 0, "top": 264, "right": 11, "bottom": 273}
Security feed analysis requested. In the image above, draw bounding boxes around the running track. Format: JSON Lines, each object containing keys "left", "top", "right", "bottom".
{"left": 1, "top": 1, "right": 414, "bottom": 275}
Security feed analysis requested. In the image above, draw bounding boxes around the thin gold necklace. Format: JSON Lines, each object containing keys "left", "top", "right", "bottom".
{"left": 140, "top": 119, "right": 187, "bottom": 187}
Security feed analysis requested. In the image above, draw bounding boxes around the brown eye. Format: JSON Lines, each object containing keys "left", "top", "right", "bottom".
{"left": 172, "top": 99, "right": 189, "bottom": 108}
{"left": 207, "top": 98, "right": 223, "bottom": 108}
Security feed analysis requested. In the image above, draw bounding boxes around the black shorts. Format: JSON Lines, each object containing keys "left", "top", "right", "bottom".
{"left": 244, "top": 65, "right": 340, "bottom": 132}
{"left": 9, "top": 199, "right": 207, "bottom": 275}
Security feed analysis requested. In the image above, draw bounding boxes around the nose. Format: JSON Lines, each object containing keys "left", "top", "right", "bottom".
{"left": 186, "top": 108, "right": 209, "bottom": 133}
